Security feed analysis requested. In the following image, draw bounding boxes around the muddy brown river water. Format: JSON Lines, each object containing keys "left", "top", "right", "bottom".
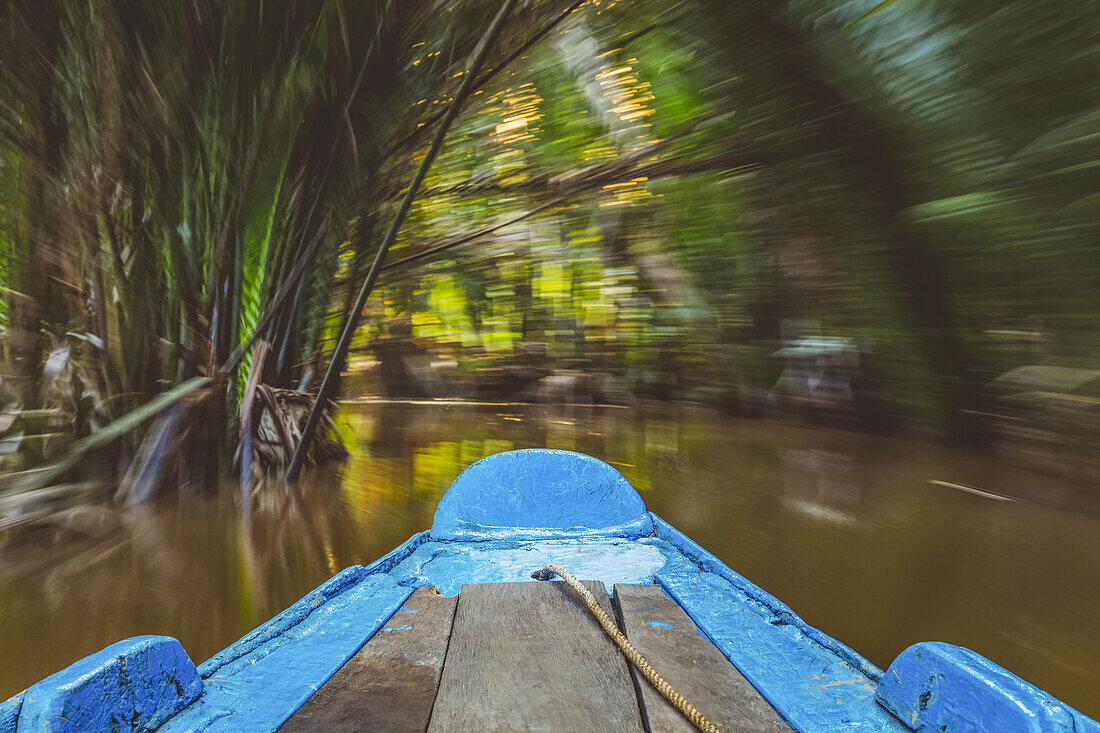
{"left": 1, "top": 401, "right": 1098, "bottom": 717}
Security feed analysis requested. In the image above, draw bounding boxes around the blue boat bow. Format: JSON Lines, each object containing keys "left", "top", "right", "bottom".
{"left": 3, "top": 449, "right": 1096, "bottom": 732}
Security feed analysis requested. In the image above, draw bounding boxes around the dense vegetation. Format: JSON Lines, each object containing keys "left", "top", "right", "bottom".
{"left": 0, "top": 0, "right": 1097, "bottom": 500}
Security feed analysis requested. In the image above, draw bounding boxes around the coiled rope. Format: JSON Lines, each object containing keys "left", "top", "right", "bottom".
{"left": 533, "top": 564, "right": 721, "bottom": 733}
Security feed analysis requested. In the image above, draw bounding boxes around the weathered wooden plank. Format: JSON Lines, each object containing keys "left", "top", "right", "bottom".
{"left": 612, "top": 584, "right": 793, "bottom": 732}
{"left": 428, "top": 581, "right": 646, "bottom": 732}
{"left": 280, "top": 585, "right": 456, "bottom": 733}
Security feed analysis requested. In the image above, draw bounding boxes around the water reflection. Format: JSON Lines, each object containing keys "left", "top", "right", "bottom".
{"left": 1, "top": 402, "right": 1098, "bottom": 717}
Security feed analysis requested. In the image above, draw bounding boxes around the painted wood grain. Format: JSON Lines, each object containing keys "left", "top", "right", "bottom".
{"left": 428, "top": 581, "right": 646, "bottom": 732}
{"left": 612, "top": 584, "right": 793, "bottom": 732}
{"left": 280, "top": 585, "right": 456, "bottom": 732}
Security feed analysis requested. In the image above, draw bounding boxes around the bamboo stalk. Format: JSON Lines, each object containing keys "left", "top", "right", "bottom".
{"left": 239, "top": 340, "right": 270, "bottom": 506}
{"left": 219, "top": 219, "right": 330, "bottom": 375}
{"left": 285, "top": 0, "right": 519, "bottom": 482}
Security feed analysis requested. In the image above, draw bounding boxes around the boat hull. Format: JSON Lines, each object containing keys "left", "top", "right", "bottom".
{"left": 3, "top": 449, "right": 1096, "bottom": 732}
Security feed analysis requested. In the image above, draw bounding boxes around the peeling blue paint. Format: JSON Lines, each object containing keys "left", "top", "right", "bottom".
{"left": 12, "top": 449, "right": 1097, "bottom": 733}
{"left": 0, "top": 692, "right": 23, "bottom": 733}
{"left": 196, "top": 565, "right": 370, "bottom": 679}
{"left": 386, "top": 625, "right": 414, "bottom": 631}
{"left": 15, "top": 636, "right": 200, "bottom": 733}
{"left": 876, "top": 643, "right": 1100, "bottom": 732}
{"left": 361, "top": 530, "right": 429, "bottom": 574}
{"left": 160, "top": 574, "right": 410, "bottom": 732}
{"left": 390, "top": 536, "right": 670, "bottom": 595}
{"left": 656, "top": 568, "right": 901, "bottom": 731}
{"left": 648, "top": 512, "right": 906, "bottom": 731}
{"left": 651, "top": 514, "right": 886, "bottom": 684}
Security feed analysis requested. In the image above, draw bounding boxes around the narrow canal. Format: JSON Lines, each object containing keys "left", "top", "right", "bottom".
{"left": 1, "top": 402, "right": 1097, "bottom": 716}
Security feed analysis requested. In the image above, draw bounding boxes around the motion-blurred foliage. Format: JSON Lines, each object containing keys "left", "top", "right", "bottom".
{"left": 0, "top": 0, "right": 1097, "bottom": 495}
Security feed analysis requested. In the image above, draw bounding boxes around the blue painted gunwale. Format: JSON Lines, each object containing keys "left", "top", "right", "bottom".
{"left": 3, "top": 449, "right": 1096, "bottom": 732}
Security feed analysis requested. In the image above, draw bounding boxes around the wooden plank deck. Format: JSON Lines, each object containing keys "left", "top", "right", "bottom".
{"left": 280, "top": 581, "right": 791, "bottom": 732}
{"left": 613, "top": 584, "right": 793, "bottom": 732}
{"left": 428, "top": 581, "right": 645, "bottom": 732}
{"left": 281, "top": 586, "right": 457, "bottom": 732}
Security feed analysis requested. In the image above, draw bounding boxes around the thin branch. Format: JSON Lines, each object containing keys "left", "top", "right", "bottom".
{"left": 371, "top": 148, "right": 757, "bottom": 275}
{"left": 286, "top": 0, "right": 520, "bottom": 483}
{"left": 0, "top": 376, "right": 213, "bottom": 495}
{"left": 389, "top": 108, "right": 737, "bottom": 201}
{"left": 381, "top": 196, "right": 568, "bottom": 272}
{"left": 385, "top": 0, "right": 585, "bottom": 159}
